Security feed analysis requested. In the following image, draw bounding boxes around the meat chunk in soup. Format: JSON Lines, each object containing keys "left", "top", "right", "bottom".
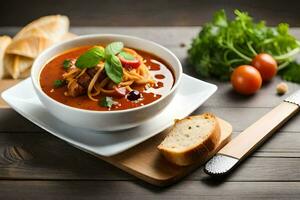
{"left": 68, "top": 80, "right": 85, "bottom": 97}
{"left": 77, "top": 73, "right": 91, "bottom": 89}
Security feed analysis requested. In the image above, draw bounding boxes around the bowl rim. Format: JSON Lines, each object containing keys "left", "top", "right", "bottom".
{"left": 31, "top": 33, "right": 183, "bottom": 114}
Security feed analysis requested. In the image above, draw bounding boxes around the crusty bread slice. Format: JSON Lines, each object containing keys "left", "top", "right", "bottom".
{"left": 157, "top": 113, "right": 220, "bottom": 166}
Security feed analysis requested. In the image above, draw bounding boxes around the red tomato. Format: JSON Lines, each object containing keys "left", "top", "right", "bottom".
{"left": 119, "top": 56, "right": 141, "bottom": 69}
{"left": 231, "top": 65, "right": 262, "bottom": 95}
{"left": 251, "top": 53, "right": 277, "bottom": 81}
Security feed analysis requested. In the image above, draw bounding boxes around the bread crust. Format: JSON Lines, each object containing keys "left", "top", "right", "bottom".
{"left": 157, "top": 113, "right": 220, "bottom": 166}
{"left": 3, "top": 15, "right": 75, "bottom": 79}
{"left": 14, "top": 15, "right": 69, "bottom": 41}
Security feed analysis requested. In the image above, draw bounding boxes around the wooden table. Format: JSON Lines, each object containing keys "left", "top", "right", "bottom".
{"left": 1, "top": 27, "right": 300, "bottom": 199}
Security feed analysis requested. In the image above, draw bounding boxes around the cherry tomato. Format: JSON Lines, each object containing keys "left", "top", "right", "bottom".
{"left": 119, "top": 55, "right": 141, "bottom": 69}
{"left": 231, "top": 65, "right": 262, "bottom": 95}
{"left": 251, "top": 53, "right": 277, "bottom": 81}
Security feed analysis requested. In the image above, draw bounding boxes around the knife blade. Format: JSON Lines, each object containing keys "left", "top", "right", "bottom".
{"left": 204, "top": 90, "right": 300, "bottom": 176}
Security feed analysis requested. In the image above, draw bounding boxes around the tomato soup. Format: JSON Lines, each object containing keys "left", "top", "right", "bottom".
{"left": 40, "top": 44, "right": 175, "bottom": 111}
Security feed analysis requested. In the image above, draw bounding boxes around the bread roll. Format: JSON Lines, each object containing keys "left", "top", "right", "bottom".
{"left": 4, "top": 54, "right": 33, "bottom": 79}
{"left": 14, "top": 15, "right": 69, "bottom": 41}
{"left": 6, "top": 36, "right": 54, "bottom": 58}
{"left": 2, "top": 15, "right": 75, "bottom": 79}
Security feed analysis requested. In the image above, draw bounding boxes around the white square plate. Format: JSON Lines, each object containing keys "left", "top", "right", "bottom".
{"left": 1, "top": 74, "right": 217, "bottom": 156}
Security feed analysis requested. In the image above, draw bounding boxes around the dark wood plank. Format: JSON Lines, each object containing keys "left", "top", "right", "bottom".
{"left": 253, "top": 131, "right": 300, "bottom": 157}
{"left": 2, "top": 106, "right": 300, "bottom": 132}
{"left": 201, "top": 77, "right": 300, "bottom": 108}
{"left": 0, "top": 109, "right": 43, "bottom": 133}
{"left": 192, "top": 157, "right": 300, "bottom": 181}
{"left": 1, "top": 0, "right": 300, "bottom": 26}
{"left": 0, "top": 129, "right": 300, "bottom": 157}
{"left": 0, "top": 131, "right": 299, "bottom": 181}
{"left": 0, "top": 181, "right": 299, "bottom": 200}
{"left": 0, "top": 107, "right": 293, "bottom": 134}
{"left": 0, "top": 135, "right": 131, "bottom": 180}
{"left": 196, "top": 107, "right": 300, "bottom": 132}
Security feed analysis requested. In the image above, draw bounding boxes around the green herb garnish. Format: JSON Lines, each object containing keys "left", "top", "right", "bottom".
{"left": 188, "top": 9, "right": 300, "bottom": 82}
{"left": 105, "top": 42, "right": 124, "bottom": 57}
{"left": 74, "top": 42, "right": 124, "bottom": 84}
{"left": 100, "top": 96, "right": 115, "bottom": 108}
{"left": 105, "top": 55, "right": 123, "bottom": 84}
{"left": 53, "top": 79, "right": 65, "bottom": 88}
{"left": 119, "top": 51, "right": 135, "bottom": 60}
{"left": 75, "top": 46, "right": 105, "bottom": 69}
{"left": 63, "top": 59, "right": 71, "bottom": 69}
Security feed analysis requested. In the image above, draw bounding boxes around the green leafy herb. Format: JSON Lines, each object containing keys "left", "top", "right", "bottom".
{"left": 100, "top": 96, "right": 115, "bottom": 108}
{"left": 105, "top": 42, "right": 124, "bottom": 57}
{"left": 53, "top": 80, "right": 65, "bottom": 88}
{"left": 105, "top": 55, "right": 123, "bottom": 84}
{"left": 119, "top": 51, "right": 135, "bottom": 60}
{"left": 278, "top": 62, "right": 300, "bottom": 83}
{"left": 63, "top": 59, "right": 72, "bottom": 69}
{"left": 188, "top": 9, "right": 300, "bottom": 82}
{"left": 75, "top": 46, "right": 105, "bottom": 69}
{"left": 74, "top": 42, "right": 124, "bottom": 84}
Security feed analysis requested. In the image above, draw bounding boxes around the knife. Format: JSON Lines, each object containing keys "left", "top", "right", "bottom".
{"left": 204, "top": 90, "right": 300, "bottom": 176}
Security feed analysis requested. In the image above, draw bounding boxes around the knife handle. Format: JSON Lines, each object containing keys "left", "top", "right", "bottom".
{"left": 219, "top": 102, "right": 299, "bottom": 160}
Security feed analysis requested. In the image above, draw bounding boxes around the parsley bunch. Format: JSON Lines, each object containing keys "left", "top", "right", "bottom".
{"left": 188, "top": 10, "right": 300, "bottom": 82}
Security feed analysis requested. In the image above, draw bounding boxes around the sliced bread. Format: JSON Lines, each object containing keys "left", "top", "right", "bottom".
{"left": 157, "top": 113, "right": 220, "bottom": 166}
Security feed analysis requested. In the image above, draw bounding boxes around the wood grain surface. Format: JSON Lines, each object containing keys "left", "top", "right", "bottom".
{"left": 219, "top": 102, "right": 299, "bottom": 159}
{"left": 99, "top": 118, "right": 231, "bottom": 186}
{"left": 1, "top": 0, "right": 300, "bottom": 26}
{"left": 0, "top": 27, "right": 300, "bottom": 199}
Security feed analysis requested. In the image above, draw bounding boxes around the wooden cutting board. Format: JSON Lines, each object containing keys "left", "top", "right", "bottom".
{"left": 0, "top": 80, "right": 232, "bottom": 186}
{"left": 100, "top": 118, "right": 232, "bottom": 186}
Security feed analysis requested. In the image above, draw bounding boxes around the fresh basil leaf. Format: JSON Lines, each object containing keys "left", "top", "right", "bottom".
{"left": 105, "top": 42, "right": 124, "bottom": 57}
{"left": 105, "top": 55, "right": 123, "bottom": 84}
{"left": 100, "top": 96, "right": 114, "bottom": 108}
{"left": 119, "top": 51, "right": 135, "bottom": 60}
{"left": 63, "top": 59, "right": 71, "bottom": 69}
{"left": 75, "top": 46, "right": 105, "bottom": 69}
{"left": 53, "top": 79, "right": 65, "bottom": 88}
